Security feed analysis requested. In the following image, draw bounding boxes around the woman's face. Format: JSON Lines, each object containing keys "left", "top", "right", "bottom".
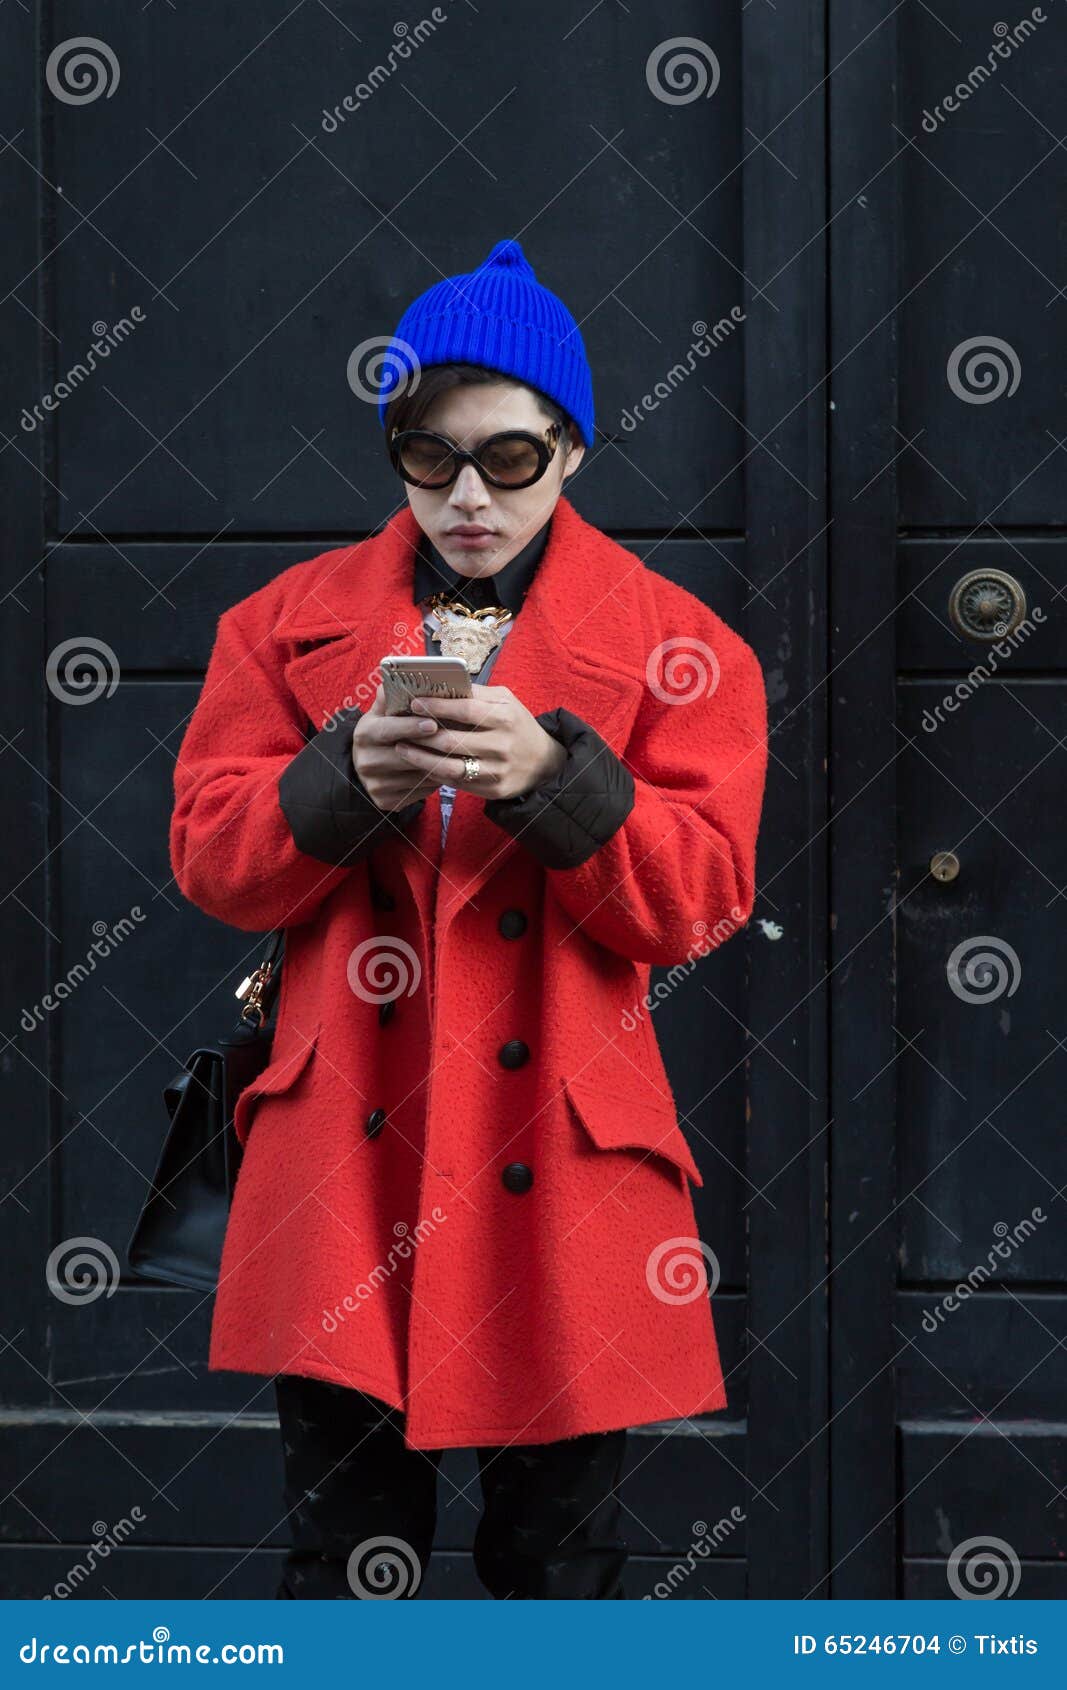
{"left": 403, "top": 381, "right": 585, "bottom": 578}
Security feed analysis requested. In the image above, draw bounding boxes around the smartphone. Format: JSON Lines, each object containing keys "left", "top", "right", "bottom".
{"left": 380, "top": 654, "right": 473, "bottom": 722}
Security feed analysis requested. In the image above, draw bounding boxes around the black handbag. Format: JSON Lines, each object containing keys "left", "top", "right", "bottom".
{"left": 126, "top": 931, "right": 284, "bottom": 1292}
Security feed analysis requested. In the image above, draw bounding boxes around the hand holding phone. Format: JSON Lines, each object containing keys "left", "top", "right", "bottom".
{"left": 350, "top": 672, "right": 456, "bottom": 812}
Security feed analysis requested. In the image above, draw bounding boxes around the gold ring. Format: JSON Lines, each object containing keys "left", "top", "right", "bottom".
{"left": 462, "top": 754, "right": 480, "bottom": 783}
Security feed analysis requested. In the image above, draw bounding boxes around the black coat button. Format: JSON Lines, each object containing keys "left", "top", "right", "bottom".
{"left": 370, "top": 884, "right": 396, "bottom": 911}
{"left": 502, "top": 1162, "right": 533, "bottom": 1194}
{"left": 366, "top": 1107, "right": 387, "bottom": 1138}
{"left": 378, "top": 998, "right": 396, "bottom": 1026}
{"left": 498, "top": 908, "right": 527, "bottom": 939}
{"left": 498, "top": 1039, "right": 530, "bottom": 1070}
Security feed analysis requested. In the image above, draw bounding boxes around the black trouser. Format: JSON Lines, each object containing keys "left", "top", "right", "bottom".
{"left": 273, "top": 1374, "right": 630, "bottom": 1599}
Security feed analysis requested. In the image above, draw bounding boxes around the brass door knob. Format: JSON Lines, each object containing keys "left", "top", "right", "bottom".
{"left": 930, "top": 851, "right": 960, "bottom": 883}
{"left": 948, "top": 568, "right": 1026, "bottom": 641}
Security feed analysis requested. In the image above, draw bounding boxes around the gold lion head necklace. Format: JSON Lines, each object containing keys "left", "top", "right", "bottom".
{"left": 426, "top": 589, "right": 513, "bottom": 676}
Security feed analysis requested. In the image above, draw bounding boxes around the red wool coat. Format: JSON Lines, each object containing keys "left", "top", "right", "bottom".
{"left": 170, "top": 494, "right": 768, "bottom": 1450}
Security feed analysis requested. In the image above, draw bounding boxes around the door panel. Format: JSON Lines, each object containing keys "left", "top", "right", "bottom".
{"left": 2, "top": 1, "right": 825, "bottom": 1596}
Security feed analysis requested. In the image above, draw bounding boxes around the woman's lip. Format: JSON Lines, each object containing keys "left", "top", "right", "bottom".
{"left": 447, "top": 528, "right": 497, "bottom": 549}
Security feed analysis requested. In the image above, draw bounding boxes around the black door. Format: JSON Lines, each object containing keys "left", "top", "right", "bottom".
{"left": 3, "top": 1, "right": 831, "bottom": 1598}
{"left": 830, "top": 0, "right": 1067, "bottom": 1599}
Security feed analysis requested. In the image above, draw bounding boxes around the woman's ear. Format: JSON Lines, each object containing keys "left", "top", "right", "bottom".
{"left": 561, "top": 422, "right": 585, "bottom": 481}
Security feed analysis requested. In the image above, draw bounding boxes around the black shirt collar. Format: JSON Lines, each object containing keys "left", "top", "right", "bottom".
{"left": 412, "top": 512, "right": 553, "bottom": 615}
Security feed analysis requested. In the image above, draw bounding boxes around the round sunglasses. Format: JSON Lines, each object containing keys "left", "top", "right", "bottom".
{"left": 389, "top": 422, "right": 562, "bottom": 491}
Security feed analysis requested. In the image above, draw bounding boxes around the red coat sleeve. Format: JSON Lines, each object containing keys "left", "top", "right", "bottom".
{"left": 543, "top": 609, "right": 768, "bottom": 965}
{"left": 169, "top": 600, "right": 353, "bottom": 931}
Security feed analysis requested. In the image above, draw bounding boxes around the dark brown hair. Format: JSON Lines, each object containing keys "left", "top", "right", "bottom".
{"left": 383, "top": 361, "right": 578, "bottom": 454}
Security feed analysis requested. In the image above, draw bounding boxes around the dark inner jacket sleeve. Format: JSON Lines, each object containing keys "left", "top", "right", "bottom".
{"left": 484, "top": 706, "right": 635, "bottom": 871}
{"left": 278, "top": 704, "right": 424, "bottom": 866}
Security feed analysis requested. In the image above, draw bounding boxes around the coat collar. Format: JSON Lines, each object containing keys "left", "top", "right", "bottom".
{"left": 272, "top": 494, "right": 648, "bottom": 931}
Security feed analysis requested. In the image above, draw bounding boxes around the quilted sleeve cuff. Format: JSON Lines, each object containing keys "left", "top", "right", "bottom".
{"left": 483, "top": 706, "right": 635, "bottom": 870}
{"left": 278, "top": 704, "right": 424, "bottom": 866}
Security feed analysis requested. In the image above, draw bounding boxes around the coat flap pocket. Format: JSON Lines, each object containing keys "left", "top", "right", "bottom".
{"left": 562, "top": 1071, "right": 704, "bottom": 1188}
{"left": 233, "top": 1022, "right": 320, "bottom": 1146}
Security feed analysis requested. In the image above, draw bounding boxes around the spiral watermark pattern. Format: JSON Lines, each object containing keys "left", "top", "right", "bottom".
{"left": 346, "top": 935, "right": 421, "bottom": 1003}
{"left": 646, "top": 637, "right": 721, "bottom": 705}
{"left": 46, "top": 637, "right": 120, "bottom": 706}
{"left": 347, "top": 335, "right": 421, "bottom": 406}
{"left": 346, "top": 1535, "right": 422, "bottom": 1598}
{"left": 46, "top": 1237, "right": 120, "bottom": 1305}
{"left": 46, "top": 37, "right": 120, "bottom": 105}
{"left": 946, "top": 936, "right": 1021, "bottom": 1004}
{"left": 947, "top": 1535, "right": 1021, "bottom": 1599}
{"left": 947, "top": 336, "right": 1021, "bottom": 404}
{"left": 646, "top": 37, "right": 720, "bottom": 105}
{"left": 646, "top": 1236, "right": 720, "bottom": 1304}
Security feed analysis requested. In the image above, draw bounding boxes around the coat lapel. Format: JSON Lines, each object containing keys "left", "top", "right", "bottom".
{"left": 269, "top": 495, "right": 647, "bottom": 932}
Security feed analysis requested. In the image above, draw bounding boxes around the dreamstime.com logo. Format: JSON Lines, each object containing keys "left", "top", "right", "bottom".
{"left": 46, "top": 1237, "right": 120, "bottom": 1306}
{"left": 21, "top": 909, "right": 146, "bottom": 1034}
{"left": 320, "top": 10, "right": 449, "bottom": 131}
{"left": 646, "top": 1236, "right": 721, "bottom": 1303}
{"left": 646, "top": 637, "right": 721, "bottom": 705}
{"left": 322, "top": 1208, "right": 448, "bottom": 1330}
{"left": 947, "top": 336, "right": 1021, "bottom": 405}
{"left": 46, "top": 637, "right": 120, "bottom": 705}
{"left": 920, "top": 1210, "right": 1046, "bottom": 1335}
{"left": 319, "top": 618, "right": 426, "bottom": 724}
{"left": 620, "top": 311, "right": 745, "bottom": 434}
{"left": 642, "top": 1510, "right": 746, "bottom": 1597}
{"left": 621, "top": 911, "right": 746, "bottom": 1030}
{"left": 19, "top": 1627, "right": 284, "bottom": 1664}
{"left": 43, "top": 1513, "right": 146, "bottom": 1599}
{"left": 646, "top": 37, "right": 720, "bottom": 104}
{"left": 347, "top": 1536, "right": 422, "bottom": 1598}
{"left": 45, "top": 36, "right": 120, "bottom": 105}
{"left": 946, "top": 935, "right": 1021, "bottom": 1004}
{"left": 346, "top": 935, "right": 422, "bottom": 1003}
{"left": 947, "top": 1535, "right": 1022, "bottom": 1600}
{"left": 21, "top": 312, "right": 145, "bottom": 433}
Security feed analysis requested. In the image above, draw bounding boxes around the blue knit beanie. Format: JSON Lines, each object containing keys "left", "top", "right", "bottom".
{"left": 376, "top": 238, "right": 595, "bottom": 449}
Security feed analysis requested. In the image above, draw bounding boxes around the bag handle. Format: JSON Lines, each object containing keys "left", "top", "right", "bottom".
{"left": 234, "top": 929, "right": 284, "bottom": 1028}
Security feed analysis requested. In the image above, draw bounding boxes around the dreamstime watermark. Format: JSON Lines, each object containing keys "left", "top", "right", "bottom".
{"left": 21, "top": 909, "right": 146, "bottom": 1034}
{"left": 20, "top": 310, "right": 145, "bottom": 433}
{"left": 919, "top": 11, "right": 1048, "bottom": 134}
{"left": 921, "top": 1210, "right": 1046, "bottom": 1334}
{"left": 45, "top": 636, "right": 121, "bottom": 705}
{"left": 646, "top": 637, "right": 721, "bottom": 705}
{"left": 947, "top": 1535, "right": 1022, "bottom": 1600}
{"left": 322, "top": 1210, "right": 448, "bottom": 1330}
{"left": 46, "top": 1237, "right": 120, "bottom": 1305}
{"left": 646, "top": 37, "right": 720, "bottom": 105}
{"left": 347, "top": 1536, "right": 422, "bottom": 1598}
{"left": 346, "top": 935, "right": 422, "bottom": 1003}
{"left": 43, "top": 1512, "right": 146, "bottom": 1599}
{"left": 621, "top": 911, "right": 746, "bottom": 1031}
{"left": 642, "top": 1509, "right": 746, "bottom": 1597}
{"left": 346, "top": 335, "right": 421, "bottom": 407}
{"left": 947, "top": 336, "right": 1021, "bottom": 404}
{"left": 620, "top": 310, "right": 744, "bottom": 434}
{"left": 922, "top": 605, "right": 1044, "bottom": 730}
{"left": 319, "top": 619, "right": 426, "bottom": 726}
{"left": 321, "top": 11, "right": 449, "bottom": 131}
{"left": 946, "top": 935, "right": 1021, "bottom": 1004}
{"left": 46, "top": 36, "right": 120, "bottom": 104}
{"left": 646, "top": 1236, "right": 720, "bottom": 1304}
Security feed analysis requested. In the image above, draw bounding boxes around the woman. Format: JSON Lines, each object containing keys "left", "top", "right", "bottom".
{"left": 170, "top": 238, "right": 768, "bottom": 1599}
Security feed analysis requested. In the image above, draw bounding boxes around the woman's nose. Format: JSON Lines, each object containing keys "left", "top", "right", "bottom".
{"left": 450, "top": 462, "right": 491, "bottom": 509}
